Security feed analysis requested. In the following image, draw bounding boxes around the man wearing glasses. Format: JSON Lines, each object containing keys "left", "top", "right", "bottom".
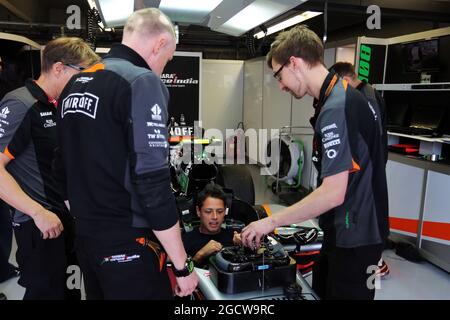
{"left": 0, "top": 37, "right": 99, "bottom": 299}
{"left": 242, "top": 25, "right": 389, "bottom": 300}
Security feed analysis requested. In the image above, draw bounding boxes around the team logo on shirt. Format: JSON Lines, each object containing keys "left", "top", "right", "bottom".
{"left": 0, "top": 107, "right": 10, "bottom": 119}
{"left": 321, "top": 123, "right": 340, "bottom": 159}
{"left": 75, "top": 77, "right": 93, "bottom": 84}
{"left": 323, "top": 139, "right": 341, "bottom": 149}
{"left": 326, "top": 149, "right": 337, "bottom": 159}
{"left": 146, "top": 121, "right": 165, "bottom": 128}
{"left": 367, "top": 102, "right": 378, "bottom": 121}
{"left": 101, "top": 254, "right": 141, "bottom": 264}
{"left": 151, "top": 104, "right": 162, "bottom": 121}
{"left": 148, "top": 141, "right": 168, "bottom": 148}
{"left": 61, "top": 92, "right": 99, "bottom": 119}
{"left": 44, "top": 119, "right": 56, "bottom": 128}
{"left": 147, "top": 129, "right": 165, "bottom": 140}
{"left": 322, "top": 132, "right": 339, "bottom": 143}
{"left": 321, "top": 123, "right": 337, "bottom": 133}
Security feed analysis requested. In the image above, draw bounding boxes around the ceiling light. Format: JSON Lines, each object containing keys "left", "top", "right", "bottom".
{"left": 160, "top": 0, "right": 223, "bottom": 13}
{"left": 160, "top": 0, "right": 223, "bottom": 23}
{"left": 95, "top": 0, "right": 134, "bottom": 27}
{"left": 210, "top": 0, "right": 305, "bottom": 37}
{"left": 86, "top": 0, "right": 97, "bottom": 10}
{"left": 218, "top": 0, "right": 285, "bottom": 36}
{"left": 254, "top": 11, "right": 322, "bottom": 39}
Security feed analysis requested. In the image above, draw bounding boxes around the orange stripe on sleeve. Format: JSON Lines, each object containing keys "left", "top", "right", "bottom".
{"left": 262, "top": 204, "right": 272, "bottom": 217}
{"left": 349, "top": 158, "right": 360, "bottom": 173}
{"left": 3, "top": 146, "right": 14, "bottom": 160}
{"left": 342, "top": 79, "right": 349, "bottom": 91}
{"left": 324, "top": 75, "right": 338, "bottom": 97}
{"left": 82, "top": 63, "right": 105, "bottom": 73}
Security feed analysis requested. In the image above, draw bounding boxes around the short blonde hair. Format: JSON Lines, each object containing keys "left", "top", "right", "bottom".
{"left": 124, "top": 8, "right": 175, "bottom": 40}
{"left": 41, "top": 37, "right": 100, "bottom": 73}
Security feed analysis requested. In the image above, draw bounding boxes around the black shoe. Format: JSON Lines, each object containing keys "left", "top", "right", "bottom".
{"left": 0, "top": 293, "right": 7, "bottom": 300}
{"left": 11, "top": 267, "right": 20, "bottom": 279}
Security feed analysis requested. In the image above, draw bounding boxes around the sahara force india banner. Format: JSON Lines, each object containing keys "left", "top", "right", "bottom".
{"left": 161, "top": 52, "right": 201, "bottom": 126}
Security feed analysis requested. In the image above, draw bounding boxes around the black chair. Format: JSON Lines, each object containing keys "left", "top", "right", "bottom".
{"left": 226, "top": 198, "right": 260, "bottom": 227}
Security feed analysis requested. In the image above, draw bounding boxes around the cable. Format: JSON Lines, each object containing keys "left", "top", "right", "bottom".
{"left": 246, "top": 29, "right": 256, "bottom": 57}
{"left": 87, "top": 8, "right": 101, "bottom": 50}
{"left": 323, "top": 0, "right": 328, "bottom": 44}
{"left": 256, "top": 24, "right": 268, "bottom": 53}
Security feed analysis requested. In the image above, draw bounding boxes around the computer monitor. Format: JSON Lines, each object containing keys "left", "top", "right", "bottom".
{"left": 409, "top": 105, "right": 445, "bottom": 130}
{"left": 402, "top": 39, "right": 439, "bottom": 73}
{"left": 387, "top": 103, "right": 409, "bottom": 128}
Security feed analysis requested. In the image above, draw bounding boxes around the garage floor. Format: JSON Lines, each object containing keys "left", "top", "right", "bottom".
{"left": 248, "top": 164, "right": 450, "bottom": 300}
{"left": 1, "top": 164, "right": 449, "bottom": 300}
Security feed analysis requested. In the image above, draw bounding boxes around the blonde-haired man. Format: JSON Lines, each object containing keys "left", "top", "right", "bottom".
{"left": 56, "top": 8, "right": 198, "bottom": 300}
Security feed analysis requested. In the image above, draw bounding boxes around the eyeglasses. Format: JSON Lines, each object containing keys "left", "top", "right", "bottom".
{"left": 64, "top": 63, "right": 86, "bottom": 71}
{"left": 273, "top": 58, "right": 290, "bottom": 82}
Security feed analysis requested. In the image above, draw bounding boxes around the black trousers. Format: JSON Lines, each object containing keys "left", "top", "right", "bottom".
{"left": 13, "top": 213, "right": 80, "bottom": 300}
{"left": 76, "top": 236, "right": 173, "bottom": 300}
{"left": 0, "top": 200, "right": 15, "bottom": 282}
{"left": 14, "top": 220, "right": 67, "bottom": 299}
{"left": 312, "top": 243, "right": 384, "bottom": 300}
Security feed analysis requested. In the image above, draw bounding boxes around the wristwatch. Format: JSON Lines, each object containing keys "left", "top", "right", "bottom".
{"left": 173, "top": 256, "right": 195, "bottom": 277}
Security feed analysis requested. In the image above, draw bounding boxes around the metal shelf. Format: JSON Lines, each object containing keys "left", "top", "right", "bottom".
{"left": 388, "top": 132, "right": 450, "bottom": 144}
{"left": 373, "top": 82, "right": 450, "bottom": 91}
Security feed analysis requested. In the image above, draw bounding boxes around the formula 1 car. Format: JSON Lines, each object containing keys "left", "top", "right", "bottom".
{"left": 168, "top": 124, "right": 259, "bottom": 229}
{"left": 168, "top": 124, "right": 322, "bottom": 280}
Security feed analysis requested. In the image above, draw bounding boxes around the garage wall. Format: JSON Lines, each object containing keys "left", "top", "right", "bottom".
{"left": 243, "top": 57, "right": 318, "bottom": 189}
{"left": 262, "top": 61, "right": 292, "bottom": 131}
{"left": 291, "top": 96, "right": 316, "bottom": 189}
{"left": 201, "top": 59, "right": 244, "bottom": 138}
{"left": 241, "top": 47, "right": 340, "bottom": 190}
{"left": 335, "top": 46, "right": 356, "bottom": 65}
{"left": 243, "top": 58, "right": 264, "bottom": 163}
{"left": 324, "top": 47, "right": 337, "bottom": 68}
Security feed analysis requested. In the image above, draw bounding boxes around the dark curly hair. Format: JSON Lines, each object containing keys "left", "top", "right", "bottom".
{"left": 196, "top": 184, "right": 227, "bottom": 209}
